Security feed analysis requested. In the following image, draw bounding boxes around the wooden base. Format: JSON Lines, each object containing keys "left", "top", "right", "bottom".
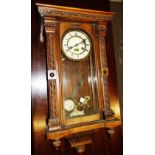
{"left": 69, "top": 138, "right": 92, "bottom": 148}
{"left": 69, "top": 137, "right": 92, "bottom": 154}
{"left": 47, "top": 119, "right": 121, "bottom": 140}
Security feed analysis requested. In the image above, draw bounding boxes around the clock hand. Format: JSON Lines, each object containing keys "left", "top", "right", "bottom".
{"left": 66, "top": 39, "right": 86, "bottom": 51}
{"left": 66, "top": 46, "right": 73, "bottom": 51}
{"left": 74, "top": 39, "right": 86, "bottom": 47}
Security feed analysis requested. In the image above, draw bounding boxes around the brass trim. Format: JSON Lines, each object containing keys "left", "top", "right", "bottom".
{"left": 101, "top": 68, "right": 109, "bottom": 76}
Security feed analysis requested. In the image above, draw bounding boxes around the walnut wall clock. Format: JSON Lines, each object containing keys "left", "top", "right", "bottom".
{"left": 36, "top": 3, "right": 121, "bottom": 153}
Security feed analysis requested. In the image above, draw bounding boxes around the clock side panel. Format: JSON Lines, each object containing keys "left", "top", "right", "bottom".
{"left": 59, "top": 21, "right": 104, "bottom": 126}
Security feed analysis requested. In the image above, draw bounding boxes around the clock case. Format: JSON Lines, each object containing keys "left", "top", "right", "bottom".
{"left": 36, "top": 3, "right": 121, "bottom": 148}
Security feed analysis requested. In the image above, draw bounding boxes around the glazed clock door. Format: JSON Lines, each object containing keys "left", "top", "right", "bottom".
{"left": 59, "top": 22, "right": 102, "bottom": 126}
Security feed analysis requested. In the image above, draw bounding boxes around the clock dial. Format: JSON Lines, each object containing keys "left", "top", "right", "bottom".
{"left": 62, "top": 30, "right": 91, "bottom": 60}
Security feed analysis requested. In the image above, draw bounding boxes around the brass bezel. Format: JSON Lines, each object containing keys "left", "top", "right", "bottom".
{"left": 61, "top": 29, "right": 92, "bottom": 61}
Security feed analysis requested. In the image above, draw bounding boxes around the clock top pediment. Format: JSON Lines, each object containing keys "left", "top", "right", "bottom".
{"left": 36, "top": 3, "right": 114, "bottom": 22}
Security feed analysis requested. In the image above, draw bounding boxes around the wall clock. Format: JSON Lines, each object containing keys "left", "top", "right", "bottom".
{"left": 36, "top": 3, "right": 121, "bottom": 153}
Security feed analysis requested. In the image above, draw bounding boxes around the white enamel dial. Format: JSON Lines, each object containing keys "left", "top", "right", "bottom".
{"left": 62, "top": 30, "right": 91, "bottom": 60}
{"left": 64, "top": 99, "right": 76, "bottom": 112}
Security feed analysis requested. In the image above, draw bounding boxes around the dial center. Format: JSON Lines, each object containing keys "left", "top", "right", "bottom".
{"left": 68, "top": 37, "right": 85, "bottom": 54}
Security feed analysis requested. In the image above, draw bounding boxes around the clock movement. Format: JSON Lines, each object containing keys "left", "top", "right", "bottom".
{"left": 36, "top": 3, "right": 121, "bottom": 153}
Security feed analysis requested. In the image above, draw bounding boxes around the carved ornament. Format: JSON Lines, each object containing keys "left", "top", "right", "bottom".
{"left": 36, "top": 3, "right": 114, "bottom": 22}
{"left": 44, "top": 19, "right": 57, "bottom": 33}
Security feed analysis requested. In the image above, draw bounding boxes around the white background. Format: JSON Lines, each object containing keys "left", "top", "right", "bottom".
{"left": 0, "top": 0, "right": 155, "bottom": 154}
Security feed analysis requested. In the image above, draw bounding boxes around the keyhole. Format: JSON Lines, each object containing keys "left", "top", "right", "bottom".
{"left": 50, "top": 72, "right": 54, "bottom": 77}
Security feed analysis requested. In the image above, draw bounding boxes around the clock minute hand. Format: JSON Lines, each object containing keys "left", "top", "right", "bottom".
{"left": 66, "top": 40, "right": 85, "bottom": 51}
{"left": 75, "top": 39, "right": 86, "bottom": 47}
